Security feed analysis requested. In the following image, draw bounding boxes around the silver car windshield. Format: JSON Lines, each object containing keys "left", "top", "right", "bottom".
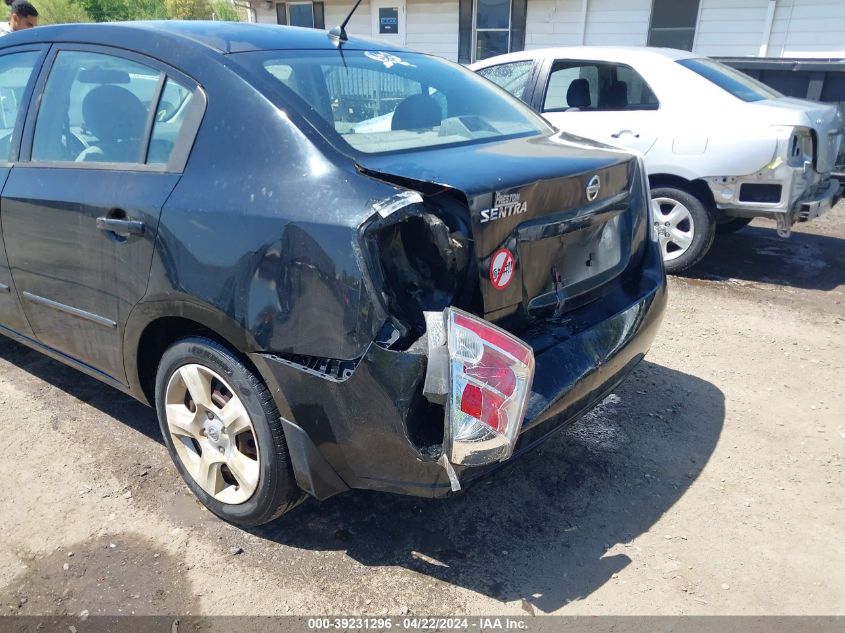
{"left": 237, "top": 49, "right": 551, "bottom": 155}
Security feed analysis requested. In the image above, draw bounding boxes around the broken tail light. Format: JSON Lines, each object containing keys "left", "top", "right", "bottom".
{"left": 444, "top": 308, "right": 535, "bottom": 466}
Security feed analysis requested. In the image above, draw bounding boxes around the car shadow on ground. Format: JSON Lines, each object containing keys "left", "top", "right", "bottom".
{"left": 0, "top": 336, "right": 723, "bottom": 612}
{"left": 0, "top": 336, "right": 161, "bottom": 444}
{"left": 683, "top": 224, "right": 845, "bottom": 291}
{"left": 254, "top": 360, "right": 725, "bottom": 613}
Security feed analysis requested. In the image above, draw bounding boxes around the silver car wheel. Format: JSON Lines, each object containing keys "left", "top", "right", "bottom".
{"left": 164, "top": 364, "right": 260, "bottom": 505}
{"left": 653, "top": 196, "right": 695, "bottom": 262}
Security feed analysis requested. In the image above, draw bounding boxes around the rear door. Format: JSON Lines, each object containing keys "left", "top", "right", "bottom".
{"left": 536, "top": 59, "right": 661, "bottom": 156}
{"left": 2, "top": 45, "right": 204, "bottom": 382}
{"left": 0, "top": 45, "right": 45, "bottom": 337}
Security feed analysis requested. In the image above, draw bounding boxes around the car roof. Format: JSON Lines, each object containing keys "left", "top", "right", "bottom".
{"left": 1, "top": 20, "right": 412, "bottom": 55}
{"left": 471, "top": 46, "right": 700, "bottom": 67}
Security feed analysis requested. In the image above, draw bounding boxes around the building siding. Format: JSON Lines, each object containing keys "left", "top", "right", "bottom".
{"left": 584, "top": 0, "right": 651, "bottom": 46}
{"left": 525, "top": 0, "right": 652, "bottom": 50}
{"left": 406, "top": 0, "right": 460, "bottom": 60}
{"left": 694, "top": 0, "right": 771, "bottom": 57}
{"left": 253, "top": 0, "right": 456, "bottom": 59}
{"left": 769, "top": 0, "right": 845, "bottom": 57}
{"left": 250, "top": 0, "right": 845, "bottom": 61}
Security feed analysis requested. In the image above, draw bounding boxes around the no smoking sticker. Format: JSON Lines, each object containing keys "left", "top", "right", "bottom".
{"left": 489, "top": 248, "right": 515, "bottom": 291}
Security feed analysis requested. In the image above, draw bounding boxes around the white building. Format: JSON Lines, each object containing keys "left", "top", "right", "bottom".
{"left": 240, "top": 0, "right": 845, "bottom": 64}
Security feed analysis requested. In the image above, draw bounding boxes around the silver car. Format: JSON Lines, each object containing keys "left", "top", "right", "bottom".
{"left": 473, "top": 46, "right": 844, "bottom": 272}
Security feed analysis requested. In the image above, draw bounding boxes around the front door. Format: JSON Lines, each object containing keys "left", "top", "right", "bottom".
{"left": 2, "top": 46, "right": 201, "bottom": 382}
{"left": 0, "top": 46, "right": 44, "bottom": 337}
{"left": 371, "top": 0, "right": 406, "bottom": 46}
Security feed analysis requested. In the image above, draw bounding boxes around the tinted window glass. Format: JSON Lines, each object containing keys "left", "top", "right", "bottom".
{"left": 543, "top": 63, "right": 598, "bottom": 111}
{"left": 648, "top": 28, "right": 696, "bottom": 50}
{"left": 476, "top": 60, "right": 534, "bottom": 101}
{"left": 679, "top": 58, "right": 781, "bottom": 102}
{"left": 650, "top": 0, "right": 700, "bottom": 28}
{"left": 475, "top": 31, "right": 510, "bottom": 61}
{"left": 0, "top": 51, "right": 40, "bottom": 161}
{"left": 613, "top": 65, "right": 659, "bottom": 110}
{"left": 543, "top": 61, "right": 659, "bottom": 112}
{"left": 148, "top": 77, "right": 195, "bottom": 165}
{"left": 33, "top": 51, "right": 161, "bottom": 164}
{"left": 475, "top": 0, "right": 510, "bottom": 60}
{"left": 648, "top": 0, "right": 700, "bottom": 51}
{"left": 243, "top": 50, "right": 549, "bottom": 155}
{"left": 476, "top": 0, "right": 509, "bottom": 29}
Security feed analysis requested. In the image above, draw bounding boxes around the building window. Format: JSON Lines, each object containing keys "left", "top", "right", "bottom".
{"left": 474, "top": 0, "right": 511, "bottom": 61}
{"left": 459, "top": 0, "right": 524, "bottom": 64}
{"left": 275, "top": 2, "right": 325, "bottom": 29}
{"left": 647, "top": 0, "right": 700, "bottom": 51}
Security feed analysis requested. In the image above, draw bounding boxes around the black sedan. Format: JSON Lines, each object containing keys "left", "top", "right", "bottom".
{"left": 0, "top": 21, "right": 666, "bottom": 526}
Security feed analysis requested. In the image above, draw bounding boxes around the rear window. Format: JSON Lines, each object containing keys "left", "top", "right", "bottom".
{"left": 234, "top": 49, "right": 550, "bottom": 155}
{"left": 678, "top": 58, "right": 782, "bottom": 103}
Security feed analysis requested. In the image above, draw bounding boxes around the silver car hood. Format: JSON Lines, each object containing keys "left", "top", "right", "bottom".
{"left": 754, "top": 97, "right": 844, "bottom": 173}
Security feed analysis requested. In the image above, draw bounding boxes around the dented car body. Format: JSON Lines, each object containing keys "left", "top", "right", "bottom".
{"left": 0, "top": 23, "right": 665, "bottom": 518}
{"left": 473, "top": 47, "right": 844, "bottom": 272}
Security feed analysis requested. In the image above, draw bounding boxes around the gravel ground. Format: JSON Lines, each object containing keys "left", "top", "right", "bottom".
{"left": 0, "top": 202, "right": 843, "bottom": 617}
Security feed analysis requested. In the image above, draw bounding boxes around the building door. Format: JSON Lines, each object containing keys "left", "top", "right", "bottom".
{"left": 371, "top": 0, "right": 406, "bottom": 46}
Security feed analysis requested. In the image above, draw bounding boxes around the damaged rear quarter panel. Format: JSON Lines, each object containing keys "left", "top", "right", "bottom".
{"left": 144, "top": 71, "right": 409, "bottom": 361}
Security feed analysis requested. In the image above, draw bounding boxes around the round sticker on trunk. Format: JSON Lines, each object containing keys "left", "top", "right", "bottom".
{"left": 489, "top": 248, "right": 515, "bottom": 291}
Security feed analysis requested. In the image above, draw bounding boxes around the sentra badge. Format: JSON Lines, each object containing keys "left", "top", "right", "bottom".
{"left": 480, "top": 191, "right": 528, "bottom": 224}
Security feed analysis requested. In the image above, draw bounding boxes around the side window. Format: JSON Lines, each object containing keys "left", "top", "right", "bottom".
{"left": 33, "top": 51, "right": 160, "bottom": 164}
{"left": 0, "top": 51, "right": 41, "bottom": 162}
{"left": 147, "top": 77, "right": 195, "bottom": 165}
{"left": 606, "top": 64, "right": 659, "bottom": 111}
{"left": 543, "top": 61, "right": 659, "bottom": 112}
{"left": 543, "top": 62, "right": 599, "bottom": 112}
{"left": 477, "top": 61, "right": 534, "bottom": 102}
{"left": 265, "top": 63, "right": 297, "bottom": 91}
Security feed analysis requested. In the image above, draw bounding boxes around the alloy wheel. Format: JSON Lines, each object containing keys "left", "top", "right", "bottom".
{"left": 653, "top": 197, "right": 695, "bottom": 262}
{"left": 164, "top": 364, "right": 260, "bottom": 505}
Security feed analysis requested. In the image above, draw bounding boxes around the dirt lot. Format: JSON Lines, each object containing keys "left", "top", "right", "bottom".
{"left": 1, "top": 203, "right": 843, "bottom": 617}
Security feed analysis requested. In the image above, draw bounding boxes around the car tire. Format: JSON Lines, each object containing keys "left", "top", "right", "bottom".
{"left": 716, "top": 217, "right": 753, "bottom": 235}
{"left": 155, "top": 336, "right": 305, "bottom": 527}
{"left": 651, "top": 187, "right": 716, "bottom": 274}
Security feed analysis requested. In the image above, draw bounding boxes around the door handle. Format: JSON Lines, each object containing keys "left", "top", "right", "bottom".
{"left": 96, "top": 214, "right": 145, "bottom": 238}
{"left": 611, "top": 129, "right": 640, "bottom": 139}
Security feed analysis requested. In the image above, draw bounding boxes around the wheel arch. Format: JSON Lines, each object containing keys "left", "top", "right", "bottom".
{"left": 648, "top": 173, "right": 716, "bottom": 213}
{"left": 124, "top": 299, "right": 259, "bottom": 407}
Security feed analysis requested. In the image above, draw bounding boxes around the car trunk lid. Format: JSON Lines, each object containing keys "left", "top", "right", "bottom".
{"left": 357, "top": 133, "right": 639, "bottom": 324}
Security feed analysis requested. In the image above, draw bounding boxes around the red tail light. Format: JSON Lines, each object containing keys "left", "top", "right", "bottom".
{"left": 446, "top": 308, "right": 535, "bottom": 466}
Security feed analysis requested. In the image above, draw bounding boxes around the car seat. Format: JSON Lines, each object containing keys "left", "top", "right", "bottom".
{"left": 391, "top": 94, "right": 442, "bottom": 131}
{"left": 78, "top": 85, "right": 148, "bottom": 163}
{"left": 566, "top": 78, "right": 592, "bottom": 111}
{"left": 606, "top": 80, "right": 629, "bottom": 110}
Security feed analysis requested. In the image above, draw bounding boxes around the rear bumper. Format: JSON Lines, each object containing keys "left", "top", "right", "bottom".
{"left": 252, "top": 241, "right": 667, "bottom": 500}
{"left": 797, "top": 178, "right": 842, "bottom": 221}
{"left": 708, "top": 169, "right": 840, "bottom": 221}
